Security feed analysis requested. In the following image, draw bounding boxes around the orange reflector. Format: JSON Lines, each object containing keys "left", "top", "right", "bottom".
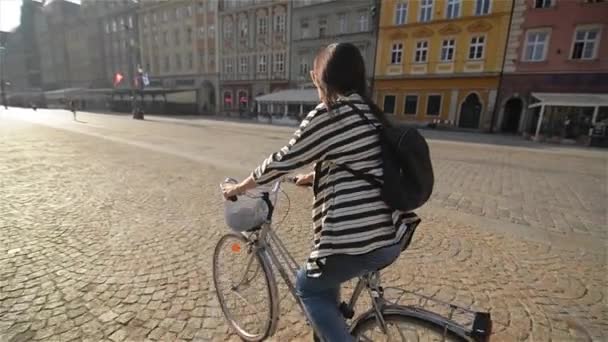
{"left": 231, "top": 243, "right": 241, "bottom": 253}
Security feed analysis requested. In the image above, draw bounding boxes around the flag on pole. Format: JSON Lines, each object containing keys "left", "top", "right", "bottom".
{"left": 113, "top": 73, "right": 123, "bottom": 87}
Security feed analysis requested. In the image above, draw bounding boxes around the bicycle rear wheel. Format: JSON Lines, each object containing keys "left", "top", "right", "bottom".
{"left": 352, "top": 313, "right": 468, "bottom": 342}
{"left": 212, "top": 233, "right": 276, "bottom": 341}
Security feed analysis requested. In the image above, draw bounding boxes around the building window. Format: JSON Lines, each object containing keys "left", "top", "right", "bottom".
{"left": 105, "top": 22, "right": 110, "bottom": 33}
{"left": 239, "top": 18, "right": 248, "bottom": 38}
{"left": 301, "top": 19, "right": 310, "bottom": 38}
{"left": 426, "top": 95, "right": 441, "bottom": 116}
{"left": 383, "top": 95, "right": 396, "bottom": 114}
{"left": 120, "top": 18, "right": 125, "bottom": 30}
{"left": 446, "top": 0, "right": 461, "bottom": 19}
{"left": 186, "top": 5, "right": 193, "bottom": 16}
{"left": 164, "top": 56, "right": 170, "bottom": 71}
{"left": 319, "top": 18, "right": 327, "bottom": 37}
{"left": 339, "top": 14, "right": 347, "bottom": 33}
{"left": 128, "top": 16, "right": 133, "bottom": 28}
{"left": 571, "top": 26, "right": 601, "bottom": 60}
{"left": 199, "top": 26, "right": 206, "bottom": 38}
{"left": 468, "top": 36, "right": 485, "bottom": 60}
{"left": 187, "top": 53, "right": 193, "bottom": 70}
{"left": 258, "top": 54, "right": 267, "bottom": 73}
{"left": 225, "top": 20, "right": 233, "bottom": 38}
{"left": 523, "top": 29, "right": 550, "bottom": 61}
{"left": 419, "top": 0, "right": 433, "bottom": 22}
{"left": 404, "top": 95, "right": 418, "bottom": 115}
{"left": 209, "top": 25, "right": 215, "bottom": 38}
{"left": 186, "top": 27, "right": 193, "bottom": 43}
{"left": 175, "top": 7, "right": 181, "bottom": 20}
{"left": 395, "top": 2, "right": 407, "bottom": 25}
{"left": 534, "top": 0, "right": 552, "bottom": 8}
{"left": 198, "top": 1, "right": 205, "bottom": 13}
{"left": 475, "top": 0, "right": 490, "bottom": 15}
{"left": 441, "top": 39, "right": 455, "bottom": 62}
{"left": 143, "top": 15, "right": 148, "bottom": 26}
{"left": 274, "top": 53, "right": 285, "bottom": 72}
{"left": 163, "top": 10, "right": 168, "bottom": 21}
{"left": 358, "top": 13, "right": 369, "bottom": 32}
{"left": 391, "top": 43, "right": 403, "bottom": 64}
{"left": 300, "top": 57, "right": 309, "bottom": 75}
{"left": 240, "top": 56, "right": 248, "bottom": 73}
{"left": 163, "top": 31, "right": 168, "bottom": 45}
{"left": 274, "top": 13, "right": 285, "bottom": 32}
{"left": 258, "top": 16, "right": 268, "bottom": 36}
{"left": 112, "top": 20, "right": 117, "bottom": 32}
{"left": 415, "top": 40, "right": 428, "bottom": 63}
{"left": 225, "top": 58, "right": 233, "bottom": 73}
{"left": 153, "top": 13, "right": 158, "bottom": 23}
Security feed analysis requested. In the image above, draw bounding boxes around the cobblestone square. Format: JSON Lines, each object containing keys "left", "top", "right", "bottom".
{"left": 1, "top": 109, "right": 606, "bottom": 341}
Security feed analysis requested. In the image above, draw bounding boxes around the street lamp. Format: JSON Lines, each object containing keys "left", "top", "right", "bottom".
{"left": 124, "top": 23, "right": 144, "bottom": 119}
{"left": 0, "top": 46, "right": 7, "bottom": 109}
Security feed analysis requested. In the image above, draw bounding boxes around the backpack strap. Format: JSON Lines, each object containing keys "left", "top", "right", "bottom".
{"left": 328, "top": 100, "right": 383, "bottom": 187}
{"left": 342, "top": 101, "right": 382, "bottom": 132}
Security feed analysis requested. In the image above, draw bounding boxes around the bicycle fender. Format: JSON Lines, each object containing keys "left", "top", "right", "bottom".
{"left": 349, "top": 304, "right": 474, "bottom": 341}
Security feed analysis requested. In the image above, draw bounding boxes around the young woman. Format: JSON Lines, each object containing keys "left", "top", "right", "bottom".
{"left": 222, "top": 43, "right": 419, "bottom": 341}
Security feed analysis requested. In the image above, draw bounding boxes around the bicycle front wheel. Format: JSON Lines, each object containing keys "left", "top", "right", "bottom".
{"left": 212, "top": 233, "right": 276, "bottom": 341}
{"left": 352, "top": 313, "right": 468, "bottom": 342}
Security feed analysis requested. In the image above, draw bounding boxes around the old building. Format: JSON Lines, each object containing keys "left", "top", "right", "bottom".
{"left": 138, "top": 0, "right": 220, "bottom": 114}
{"left": 494, "top": 0, "right": 608, "bottom": 140}
{"left": 82, "top": 0, "right": 140, "bottom": 90}
{"left": 218, "top": 0, "right": 290, "bottom": 115}
{"left": 290, "top": 0, "right": 376, "bottom": 89}
{"left": 374, "top": 0, "right": 513, "bottom": 130}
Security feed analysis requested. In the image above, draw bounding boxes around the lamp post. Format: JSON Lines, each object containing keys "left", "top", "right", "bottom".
{"left": 0, "top": 46, "right": 7, "bottom": 109}
{"left": 124, "top": 23, "right": 143, "bottom": 119}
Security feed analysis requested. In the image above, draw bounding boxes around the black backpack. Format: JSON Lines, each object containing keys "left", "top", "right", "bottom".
{"left": 336, "top": 102, "right": 434, "bottom": 212}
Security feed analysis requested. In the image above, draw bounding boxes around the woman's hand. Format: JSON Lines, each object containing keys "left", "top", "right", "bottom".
{"left": 221, "top": 183, "right": 243, "bottom": 199}
{"left": 222, "top": 176, "right": 258, "bottom": 200}
{"left": 295, "top": 172, "right": 314, "bottom": 187}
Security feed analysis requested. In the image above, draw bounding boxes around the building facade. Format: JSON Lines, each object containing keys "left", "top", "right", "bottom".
{"left": 218, "top": 0, "right": 290, "bottom": 115}
{"left": 138, "top": 0, "right": 219, "bottom": 114}
{"left": 89, "top": 0, "right": 140, "bottom": 90}
{"left": 290, "top": 0, "right": 377, "bottom": 88}
{"left": 374, "top": 0, "right": 513, "bottom": 130}
{"left": 495, "top": 0, "right": 608, "bottom": 137}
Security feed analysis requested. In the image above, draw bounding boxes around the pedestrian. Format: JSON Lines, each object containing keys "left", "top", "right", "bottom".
{"left": 69, "top": 99, "right": 77, "bottom": 120}
{"left": 222, "top": 43, "right": 420, "bottom": 341}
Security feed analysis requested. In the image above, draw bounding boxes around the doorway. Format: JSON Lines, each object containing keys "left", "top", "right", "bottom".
{"left": 459, "top": 93, "right": 482, "bottom": 129}
{"left": 501, "top": 98, "right": 523, "bottom": 133}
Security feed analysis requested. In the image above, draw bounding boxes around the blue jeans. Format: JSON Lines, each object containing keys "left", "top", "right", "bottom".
{"left": 295, "top": 243, "right": 402, "bottom": 342}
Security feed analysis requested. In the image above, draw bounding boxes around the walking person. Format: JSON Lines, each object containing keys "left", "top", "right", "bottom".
{"left": 69, "top": 99, "right": 77, "bottom": 121}
{"left": 222, "top": 43, "right": 420, "bottom": 341}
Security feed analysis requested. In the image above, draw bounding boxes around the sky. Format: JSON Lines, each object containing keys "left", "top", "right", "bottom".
{"left": 0, "top": 0, "right": 80, "bottom": 32}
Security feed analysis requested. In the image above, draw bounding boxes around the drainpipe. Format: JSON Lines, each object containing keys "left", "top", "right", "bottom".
{"left": 369, "top": 0, "right": 381, "bottom": 99}
{"left": 489, "top": 0, "right": 516, "bottom": 133}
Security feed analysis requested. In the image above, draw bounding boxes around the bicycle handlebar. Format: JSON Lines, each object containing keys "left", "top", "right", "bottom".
{"left": 223, "top": 176, "right": 310, "bottom": 202}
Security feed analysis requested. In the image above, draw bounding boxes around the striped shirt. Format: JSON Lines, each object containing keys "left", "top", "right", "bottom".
{"left": 252, "top": 93, "right": 420, "bottom": 277}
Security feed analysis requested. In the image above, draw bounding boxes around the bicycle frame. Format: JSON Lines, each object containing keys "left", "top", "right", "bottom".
{"left": 228, "top": 179, "right": 491, "bottom": 342}
{"left": 238, "top": 179, "right": 386, "bottom": 340}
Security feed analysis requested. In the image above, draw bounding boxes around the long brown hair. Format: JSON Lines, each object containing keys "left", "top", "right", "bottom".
{"left": 312, "top": 43, "right": 390, "bottom": 127}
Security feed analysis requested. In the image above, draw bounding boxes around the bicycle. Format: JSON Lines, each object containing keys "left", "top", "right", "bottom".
{"left": 213, "top": 177, "right": 492, "bottom": 342}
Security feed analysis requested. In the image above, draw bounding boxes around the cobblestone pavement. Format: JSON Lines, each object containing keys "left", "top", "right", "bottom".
{"left": 1, "top": 109, "right": 607, "bottom": 341}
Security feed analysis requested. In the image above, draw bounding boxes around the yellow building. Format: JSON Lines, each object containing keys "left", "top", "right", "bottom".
{"left": 373, "top": 0, "right": 512, "bottom": 130}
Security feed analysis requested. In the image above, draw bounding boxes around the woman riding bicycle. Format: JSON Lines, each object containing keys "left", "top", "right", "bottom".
{"left": 222, "top": 43, "right": 419, "bottom": 341}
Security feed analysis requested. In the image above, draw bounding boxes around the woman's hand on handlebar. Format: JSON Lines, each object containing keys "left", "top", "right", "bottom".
{"left": 294, "top": 172, "right": 314, "bottom": 187}
{"left": 221, "top": 183, "right": 242, "bottom": 200}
